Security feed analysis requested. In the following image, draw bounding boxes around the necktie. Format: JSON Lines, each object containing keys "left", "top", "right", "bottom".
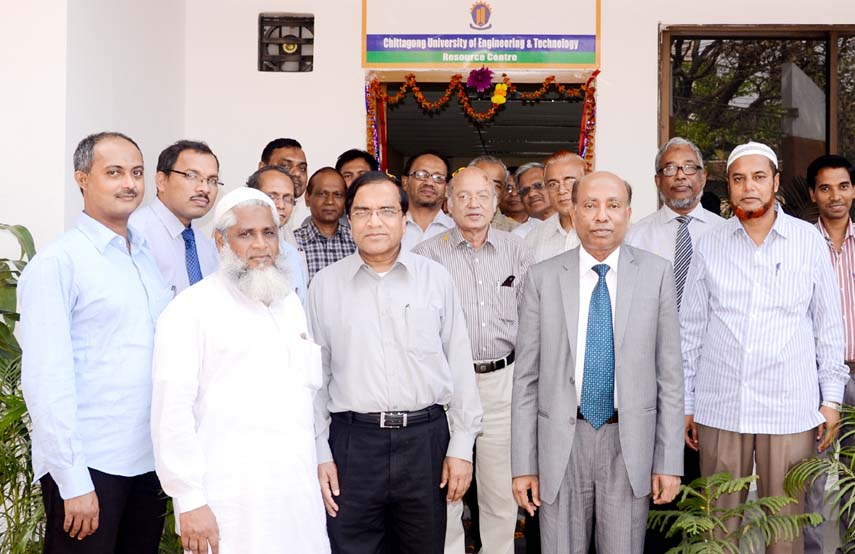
{"left": 181, "top": 228, "right": 203, "bottom": 285}
{"left": 674, "top": 216, "right": 693, "bottom": 309}
{"left": 580, "top": 264, "right": 615, "bottom": 429}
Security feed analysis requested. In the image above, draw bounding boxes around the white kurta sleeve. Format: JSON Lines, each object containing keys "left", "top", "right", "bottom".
{"left": 151, "top": 298, "right": 208, "bottom": 514}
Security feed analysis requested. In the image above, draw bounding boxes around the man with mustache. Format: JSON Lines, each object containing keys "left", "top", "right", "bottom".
{"left": 259, "top": 137, "right": 311, "bottom": 232}
{"left": 151, "top": 187, "right": 330, "bottom": 554}
{"left": 19, "top": 132, "right": 173, "bottom": 553}
{"left": 401, "top": 150, "right": 454, "bottom": 250}
{"left": 130, "top": 140, "right": 221, "bottom": 294}
{"left": 681, "top": 142, "right": 849, "bottom": 554}
{"left": 469, "top": 155, "right": 520, "bottom": 233}
{"left": 513, "top": 162, "right": 552, "bottom": 238}
{"left": 803, "top": 154, "right": 855, "bottom": 554}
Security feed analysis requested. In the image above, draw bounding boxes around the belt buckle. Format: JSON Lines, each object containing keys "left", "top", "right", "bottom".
{"left": 475, "top": 362, "right": 491, "bottom": 373}
{"left": 380, "top": 412, "right": 407, "bottom": 428}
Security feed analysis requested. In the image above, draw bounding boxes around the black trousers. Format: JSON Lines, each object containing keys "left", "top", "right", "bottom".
{"left": 643, "top": 446, "right": 701, "bottom": 553}
{"left": 326, "top": 409, "right": 450, "bottom": 554}
{"left": 41, "top": 469, "right": 166, "bottom": 554}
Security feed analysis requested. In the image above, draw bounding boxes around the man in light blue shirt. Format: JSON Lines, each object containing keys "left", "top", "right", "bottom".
{"left": 681, "top": 141, "right": 849, "bottom": 553}
{"left": 129, "top": 140, "right": 220, "bottom": 294}
{"left": 18, "top": 132, "right": 173, "bottom": 553}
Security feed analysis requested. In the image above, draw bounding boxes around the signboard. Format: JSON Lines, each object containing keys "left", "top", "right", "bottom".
{"left": 362, "top": 0, "right": 600, "bottom": 69}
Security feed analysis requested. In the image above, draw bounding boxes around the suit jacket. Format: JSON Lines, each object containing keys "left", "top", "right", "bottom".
{"left": 511, "top": 244, "right": 684, "bottom": 503}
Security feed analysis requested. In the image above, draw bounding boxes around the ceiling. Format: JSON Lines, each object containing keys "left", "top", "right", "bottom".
{"left": 385, "top": 83, "right": 584, "bottom": 173}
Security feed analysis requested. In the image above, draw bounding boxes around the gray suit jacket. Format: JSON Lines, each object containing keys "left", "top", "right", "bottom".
{"left": 511, "top": 244, "right": 684, "bottom": 504}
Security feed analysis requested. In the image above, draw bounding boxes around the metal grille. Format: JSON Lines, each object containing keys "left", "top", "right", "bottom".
{"left": 258, "top": 14, "right": 314, "bottom": 72}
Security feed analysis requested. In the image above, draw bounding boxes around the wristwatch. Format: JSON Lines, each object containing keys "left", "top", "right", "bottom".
{"left": 820, "top": 400, "right": 842, "bottom": 412}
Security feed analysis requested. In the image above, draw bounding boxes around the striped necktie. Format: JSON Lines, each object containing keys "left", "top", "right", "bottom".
{"left": 674, "top": 215, "right": 692, "bottom": 309}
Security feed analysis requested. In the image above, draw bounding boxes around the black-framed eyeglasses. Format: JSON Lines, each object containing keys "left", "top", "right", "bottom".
{"left": 409, "top": 169, "right": 448, "bottom": 184}
{"left": 169, "top": 169, "right": 224, "bottom": 188}
{"left": 658, "top": 163, "right": 702, "bottom": 177}
{"left": 518, "top": 181, "right": 546, "bottom": 197}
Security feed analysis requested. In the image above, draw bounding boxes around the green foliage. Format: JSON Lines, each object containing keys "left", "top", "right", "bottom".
{"left": 0, "top": 223, "right": 42, "bottom": 553}
{"left": 785, "top": 403, "right": 855, "bottom": 554}
{"left": 647, "top": 472, "right": 821, "bottom": 554}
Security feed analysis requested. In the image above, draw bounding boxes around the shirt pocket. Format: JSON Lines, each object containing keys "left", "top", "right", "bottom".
{"left": 763, "top": 266, "right": 812, "bottom": 313}
{"left": 498, "top": 286, "right": 518, "bottom": 322}
{"left": 406, "top": 306, "right": 443, "bottom": 357}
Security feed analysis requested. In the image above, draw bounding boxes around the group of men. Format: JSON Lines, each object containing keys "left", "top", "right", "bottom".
{"left": 16, "top": 130, "right": 854, "bottom": 554}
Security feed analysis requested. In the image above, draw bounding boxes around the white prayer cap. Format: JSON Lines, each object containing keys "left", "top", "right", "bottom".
{"left": 212, "top": 187, "right": 278, "bottom": 233}
{"left": 726, "top": 141, "right": 778, "bottom": 171}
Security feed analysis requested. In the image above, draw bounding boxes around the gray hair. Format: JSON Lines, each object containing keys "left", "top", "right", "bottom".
{"left": 514, "top": 162, "right": 544, "bottom": 182}
{"left": 468, "top": 155, "right": 508, "bottom": 185}
{"left": 654, "top": 137, "right": 704, "bottom": 173}
{"left": 214, "top": 199, "right": 279, "bottom": 236}
{"left": 73, "top": 131, "right": 141, "bottom": 173}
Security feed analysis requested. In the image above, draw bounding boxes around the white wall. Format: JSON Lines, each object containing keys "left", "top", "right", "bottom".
{"left": 65, "top": 0, "right": 187, "bottom": 227}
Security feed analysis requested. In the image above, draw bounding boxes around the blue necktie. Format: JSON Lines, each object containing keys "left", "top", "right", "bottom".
{"left": 181, "top": 228, "right": 203, "bottom": 285}
{"left": 580, "top": 263, "right": 615, "bottom": 429}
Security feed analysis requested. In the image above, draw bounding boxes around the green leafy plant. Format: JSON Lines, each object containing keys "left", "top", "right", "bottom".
{"left": 647, "top": 471, "right": 821, "bottom": 554}
{"left": 785, "top": 403, "right": 855, "bottom": 554}
{"left": 0, "top": 223, "right": 42, "bottom": 553}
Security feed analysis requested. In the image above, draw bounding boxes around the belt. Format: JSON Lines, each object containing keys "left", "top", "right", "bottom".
{"left": 577, "top": 408, "right": 619, "bottom": 425}
{"left": 846, "top": 361, "right": 855, "bottom": 374}
{"left": 474, "top": 350, "right": 515, "bottom": 374}
{"left": 338, "top": 405, "right": 445, "bottom": 429}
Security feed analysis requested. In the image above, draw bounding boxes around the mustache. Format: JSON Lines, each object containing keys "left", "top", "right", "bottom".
{"left": 115, "top": 189, "right": 138, "bottom": 198}
{"left": 191, "top": 193, "right": 209, "bottom": 201}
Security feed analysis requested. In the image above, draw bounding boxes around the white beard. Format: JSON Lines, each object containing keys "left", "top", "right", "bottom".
{"left": 219, "top": 243, "right": 292, "bottom": 305}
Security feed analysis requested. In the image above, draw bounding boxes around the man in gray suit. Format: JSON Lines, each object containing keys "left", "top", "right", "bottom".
{"left": 511, "top": 171, "right": 684, "bottom": 553}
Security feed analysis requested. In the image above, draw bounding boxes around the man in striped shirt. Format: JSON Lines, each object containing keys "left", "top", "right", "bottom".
{"left": 413, "top": 167, "right": 534, "bottom": 554}
{"left": 805, "top": 154, "right": 855, "bottom": 554}
{"left": 681, "top": 142, "right": 849, "bottom": 554}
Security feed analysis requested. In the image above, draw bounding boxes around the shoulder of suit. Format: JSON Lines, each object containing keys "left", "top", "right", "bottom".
{"left": 623, "top": 244, "right": 671, "bottom": 271}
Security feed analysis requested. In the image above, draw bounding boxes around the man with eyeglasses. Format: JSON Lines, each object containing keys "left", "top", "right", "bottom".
{"left": 401, "top": 150, "right": 455, "bottom": 250}
{"left": 524, "top": 150, "right": 587, "bottom": 262}
{"left": 259, "top": 137, "right": 311, "bottom": 232}
{"left": 309, "top": 171, "right": 483, "bottom": 554}
{"left": 294, "top": 167, "right": 356, "bottom": 281}
{"left": 513, "top": 162, "right": 552, "bottom": 239}
{"left": 469, "top": 155, "right": 520, "bottom": 233}
{"left": 130, "top": 140, "right": 221, "bottom": 294}
{"left": 414, "top": 167, "right": 534, "bottom": 554}
{"left": 245, "top": 165, "right": 310, "bottom": 304}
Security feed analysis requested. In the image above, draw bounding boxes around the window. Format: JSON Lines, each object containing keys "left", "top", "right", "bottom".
{"left": 258, "top": 14, "right": 314, "bottom": 72}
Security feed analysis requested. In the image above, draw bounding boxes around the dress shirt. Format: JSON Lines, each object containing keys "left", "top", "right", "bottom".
{"left": 816, "top": 218, "right": 855, "bottom": 360}
{"left": 575, "top": 246, "right": 620, "bottom": 407}
{"left": 681, "top": 207, "right": 849, "bottom": 434}
{"left": 307, "top": 250, "right": 483, "bottom": 464}
{"left": 412, "top": 227, "right": 534, "bottom": 360}
{"left": 626, "top": 203, "right": 725, "bottom": 263}
{"left": 490, "top": 211, "right": 520, "bottom": 232}
{"left": 524, "top": 213, "right": 580, "bottom": 263}
{"left": 18, "top": 213, "right": 172, "bottom": 499}
{"left": 401, "top": 210, "right": 455, "bottom": 251}
{"left": 280, "top": 237, "right": 308, "bottom": 305}
{"left": 511, "top": 217, "right": 542, "bottom": 239}
{"left": 293, "top": 219, "right": 357, "bottom": 281}
{"left": 129, "top": 197, "right": 218, "bottom": 294}
{"left": 285, "top": 199, "right": 312, "bottom": 234}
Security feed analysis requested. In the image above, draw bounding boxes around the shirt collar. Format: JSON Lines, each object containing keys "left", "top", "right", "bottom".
{"left": 76, "top": 212, "right": 145, "bottom": 254}
{"left": 816, "top": 217, "right": 855, "bottom": 243}
{"left": 150, "top": 196, "right": 188, "bottom": 239}
{"left": 660, "top": 202, "right": 716, "bottom": 224}
{"left": 407, "top": 209, "right": 454, "bottom": 229}
{"left": 447, "top": 226, "right": 497, "bottom": 249}
{"left": 303, "top": 218, "right": 349, "bottom": 241}
{"left": 730, "top": 203, "right": 790, "bottom": 239}
{"left": 343, "top": 247, "right": 413, "bottom": 280}
{"left": 547, "top": 213, "right": 568, "bottom": 236}
{"left": 578, "top": 244, "right": 621, "bottom": 278}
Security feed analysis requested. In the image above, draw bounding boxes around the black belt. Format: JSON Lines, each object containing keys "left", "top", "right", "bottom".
{"left": 577, "top": 408, "right": 619, "bottom": 425}
{"left": 337, "top": 405, "right": 445, "bottom": 429}
{"left": 474, "top": 350, "right": 515, "bottom": 374}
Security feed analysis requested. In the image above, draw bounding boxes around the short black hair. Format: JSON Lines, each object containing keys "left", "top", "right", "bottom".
{"left": 156, "top": 140, "right": 218, "bottom": 173}
{"left": 806, "top": 154, "right": 855, "bottom": 190}
{"left": 306, "top": 167, "right": 345, "bottom": 196}
{"left": 335, "top": 149, "right": 379, "bottom": 172}
{"left": 260, "top": 138, "right": 303, "bottom": 164}
{"left": 403, "top": 150, "right": 451, "bottom": 178}
{"left": 246, "top": 165, "right": 294, "bottom": 190}
{"left": 345, "top": 171, "right": 409, "bottom": 216}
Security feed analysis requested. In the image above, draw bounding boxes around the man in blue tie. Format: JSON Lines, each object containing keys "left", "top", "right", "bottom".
{"left": 511, "top": 171, "right": 684, "bottom": 554}
{"left": 130, "top": 140, "right": 221, "bottom": 293}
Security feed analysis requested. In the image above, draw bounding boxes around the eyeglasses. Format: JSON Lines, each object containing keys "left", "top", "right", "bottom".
{"left": 545, "top": 176, "right": 579, "bottom": 190}
{"left": 350, "top": 207, "right": 403, "bottom": 221}
{"left": 518, "top": 181, "right": 546, "bottom": 198}
{"left": 658, "top": 163, "right": 702, "bottom": 177}
{"left": 409, "top": 170, "right": 447, "bottom": 184}
{"left": 169, "top": 169, "right": 223, "bottom": 188}
{"left": 453, "top": 191, "right": 493, "bottom": 205}
{"left": 266, "top": 193, "right": 296, "bottom": 205}
{"left": 311, "top": 190, "right": 346, "bottom": 201}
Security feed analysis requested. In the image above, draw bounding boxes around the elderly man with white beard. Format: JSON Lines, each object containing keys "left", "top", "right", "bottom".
{"left": 150, "top": 187, "right": 330, "bottom": 554}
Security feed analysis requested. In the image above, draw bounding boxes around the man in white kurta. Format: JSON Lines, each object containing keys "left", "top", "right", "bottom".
{"left": 151, "top": 187, "right": 329, "bottom": 554}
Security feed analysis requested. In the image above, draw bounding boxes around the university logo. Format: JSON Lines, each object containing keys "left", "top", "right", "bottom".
{"left": 469, "top": 1, "right": 492, "bottom": 30}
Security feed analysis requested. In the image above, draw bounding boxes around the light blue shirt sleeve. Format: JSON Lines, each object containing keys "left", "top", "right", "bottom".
{"left": 281, "top": 239, "right": 307, "bottom": 305}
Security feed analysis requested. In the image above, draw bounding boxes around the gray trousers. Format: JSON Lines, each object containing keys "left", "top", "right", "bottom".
{"left": 539, "top": 419, "right": 649, "bottom": 554}
{"left": 805, "top": 375, "right": 855, "bottom": 554}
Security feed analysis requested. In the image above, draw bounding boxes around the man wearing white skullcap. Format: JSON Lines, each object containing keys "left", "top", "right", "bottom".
{"left": 151, "top": 187, "right": 331, "bottom": 554}
{"left": 680, "top": 141, "right": 848, "bottom": 553}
